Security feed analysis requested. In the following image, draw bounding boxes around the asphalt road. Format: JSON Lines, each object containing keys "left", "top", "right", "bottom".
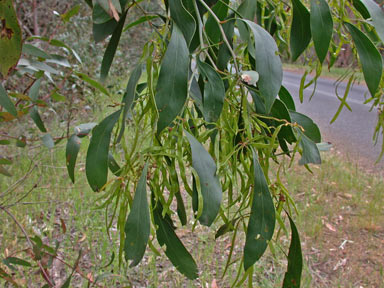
{"left": 282, "top": 71, "right": 384, "bottom": 171}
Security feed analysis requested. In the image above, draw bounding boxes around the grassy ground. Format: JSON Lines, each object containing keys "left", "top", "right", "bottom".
{"left": 1, "top": 129, "right": 383, "bottom": 287}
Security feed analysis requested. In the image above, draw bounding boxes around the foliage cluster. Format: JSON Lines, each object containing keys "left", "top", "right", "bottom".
{"left": 0, "top": 0, "right": 383, "bottom": 286}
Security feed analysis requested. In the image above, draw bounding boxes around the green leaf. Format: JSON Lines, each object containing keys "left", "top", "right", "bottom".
{"left": 41, "top": 134, "right": 54, "bottom": 149}
{"left": 29, "top": 106, "right": 47, "bottom": 133}
{"left": 282, "top": 216, "right": 303, "bottom": 288}
{"left": 243, "top": 20, "right": 283, "bottom": 113}
{"left": 310, "top": 0, "right": 333, "bottom": 63}
{"left": 28, "top": 36, "right": 81, "bottom": 64}
{"left": 185, "top": 131, "right": 222, "bottom": 226}
{"left": 290, "top": 0, "right": 311, "bottom": 61}
{"left": 93, "top": 3, "right": 112, "bottom": 24}
{"left": 28, "top": 78, "right": 42, "bottom": 101}
{"left": 353, "top": 0, "right": 370, "bottom": 19}
{"left": 100, "top": 11, "right": 127, "bottom": 82}
{"left": 0, "top": 140, "right": 11, "bottom": 145}
{"left": 0, "top": 0, "right": 22, "bottom": 77}
{"left": 51, "top": 92, "right": 66, "bottom": 102}
{"left": 205, "top": 0, "right": 229, "bottom": 44}
{"left": 86, "top": 110, "right": 121, "bottom": 191}
{"left": 197, "top": 60, "right": 225, "bottom": 123}
{"left": 123, "top": 15, "right": 159, "bottom": 32}
{"left": 45, "top": 54, "right": 71, "bottom": 67}
{"left": 217, "top": 18, "right": 235, "bottom": 72}
{"left": 215, "top": 218, "right": 239, "bottom": 239}
{"left": 155, "top": 24, "right": 189, "bottom": 134}
{"left": 76, "top": 72, "right": 110, "bottom": 96}
{"left": 237, "top": 0, "right": 257, "bottom": 42}
{"left": 270, "top": 99, "right": 296, "bottom": 144}
{"left": 296, "top": 129, "right": 321, "bottom": 165}
{"left": 2, "top": 257, "right": 31, "bottom": 268}
{"left": 278, "top": 86, "right": 296, "bottom": 111}
{"left": 93, "top": 18, "right": 118, "bottom": 42}
{"left": 16, "top": 135, "right": 26, "bottom": 148}
{"left": 360, "top": 0, "right": 384, "bottom": 43}
{"left": 61, "top": 4, "right": 81, "bottom": 22}
{"left": 0, "top": 157, "right": 11, "bottom": 165}
{"left": 345, "top": 22, "right": 383, "bottom": 97}
{"left": 169, "top": 0, "right": 196, "bottom": 47}
{"left": 289, "top": 110, "right": 321, "bottom": 143}
{"left": 22, "top": 44, "right": 51, "bottom": 59}
{"left": 74, "top": 122, "right": 97, "bottom": 137}
{"left": 244, "top": 150, "right": 276, "bottom": 271}
{"left": 108, "top": 152, "right": 121, "bottom": 176}
{"left": 0, "top": 166, "right": 12, "bottom": 177}
{"left": 66, "top": 134, "right": 81, "bottom": 183}
{"left": 153, "top": 198, "right": 198, "bottom": 279}
{"left": 124, "top": 163, "right": 150, "bottom": 267}
{"left": 117, "top": 63, "right": 142, "bottom": 142}
{"left": 0, "top": 83, "right": 17, "bottom": 117}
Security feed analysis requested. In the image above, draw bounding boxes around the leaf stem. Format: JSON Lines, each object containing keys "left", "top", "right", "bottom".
{"left": 197, "top": 0, "right": 240, "bottom": 75}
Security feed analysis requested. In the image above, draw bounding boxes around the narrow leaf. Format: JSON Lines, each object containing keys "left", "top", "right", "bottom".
{"left": 27, "top": 36, "right": 81, "bottom": 63}
{"left": 153, "top": 198, "right": 198, "bottom": 279}
{"left": 100, "top": 11, "right": 127, "bottom": 82}
{"left": 61, "top": 4, "right": 81, "bottom": 22}
{"left": 2, "top": 257, "right": 31, "bottom": 268}
{"left": 41, "top": 134, "right": 54, "bottom": 149}
{"left": 244, "top": 150, "right": 276, "bottom": 271}
{"left": 270, "top": 99, "right": 296, "bottom": 144}
{"left": 124, "top": 163, "right": 150, "bottom": 267}
{"left": 345, "top": 22, "right": 382, "bottom": 96}
{"left": 0, "top": 166, "right": 12, "bottom": 177}
{"left": 66, "top": 134, "right": 81, "bottom": 183}
{"left": 290, "top": 0, "right": 311, "bottom": 61}
{"left": 155, "top": 24, "right": 189, "bottom": 134}
{"left": 205, "top": 0, "right": 229, "bottom": 44}
{"left": 197, "top": 60, "right": 225, "bottom": 123}
{"left": 278, "top": 86, "right": 296, "bottom": 111}
{"left": 310, "top": 0, "right": 333, "bottom": 63}
{"left": 289, "top": 110, "right": 321, "bottom": 143}
{"left": 93, "top": 18, "right": 118, "bottom": 42}
{"left": 108, "top": 152, "right": 121, "bottom": 176}
{"left": 237, "top": 0, "right": 257, "bottom": 42}
{"left": 360, "top": 0, "right": 384, "bottom": 43}
{"left": 123, "top": 15, "right": 159, "bottom": 32}
{"left": 74, "top": 122, "right": 97, "bottom": 137}
{"left": 29, "top": 106, "right": 47, "bottom": 133}
{"left": 93, "top": 3, "right": 112, "bottom": 24}
{"left": 22, "top": 44, "right": 51, "bottom": 59}
{"left": 282, "top": 216, "right": 303, "bottom": 288}
{"left": 0, "top": 157, "right": 12, "bottom": 165}
{"left": 185, "top": 131, "right": 222, "bottom": 226}
{"left": 76, "top": 72, "right": 110, "bottom": 96}
{"left": 243, "top": 20, "right": 283, "bottom": 112}
{"left": 0, "top": 83, "right": 17, "bottom": 117}
{"left": 217, "top": 18, "right": 235, "bottom": 72}
{"left": 117, "top": 63, "right": 142, "bottom": 142}
{"left": 296, "top": 129, "right": 321, "bottom": 165}
{"left": 86, "top": 110, "right": 121, "bottom": 191}
{"left": 169, "top": 0, "right": 196, "bottom": 47}
{"left": 28, "top": 78, "right": 42, "bottom": 101}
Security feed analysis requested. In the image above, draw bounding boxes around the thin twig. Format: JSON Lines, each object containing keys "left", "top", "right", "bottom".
{"left": 45, "top": 253, "right": 103, "bottom": 288}
{"left": 197, "top": 0, "right": 240, "bottom": 74}
{"left": 0, "top": 206, "right": 54, "bottom": 287}
{"left": 192, "top": 0, "right": 219, "bottom": 70}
